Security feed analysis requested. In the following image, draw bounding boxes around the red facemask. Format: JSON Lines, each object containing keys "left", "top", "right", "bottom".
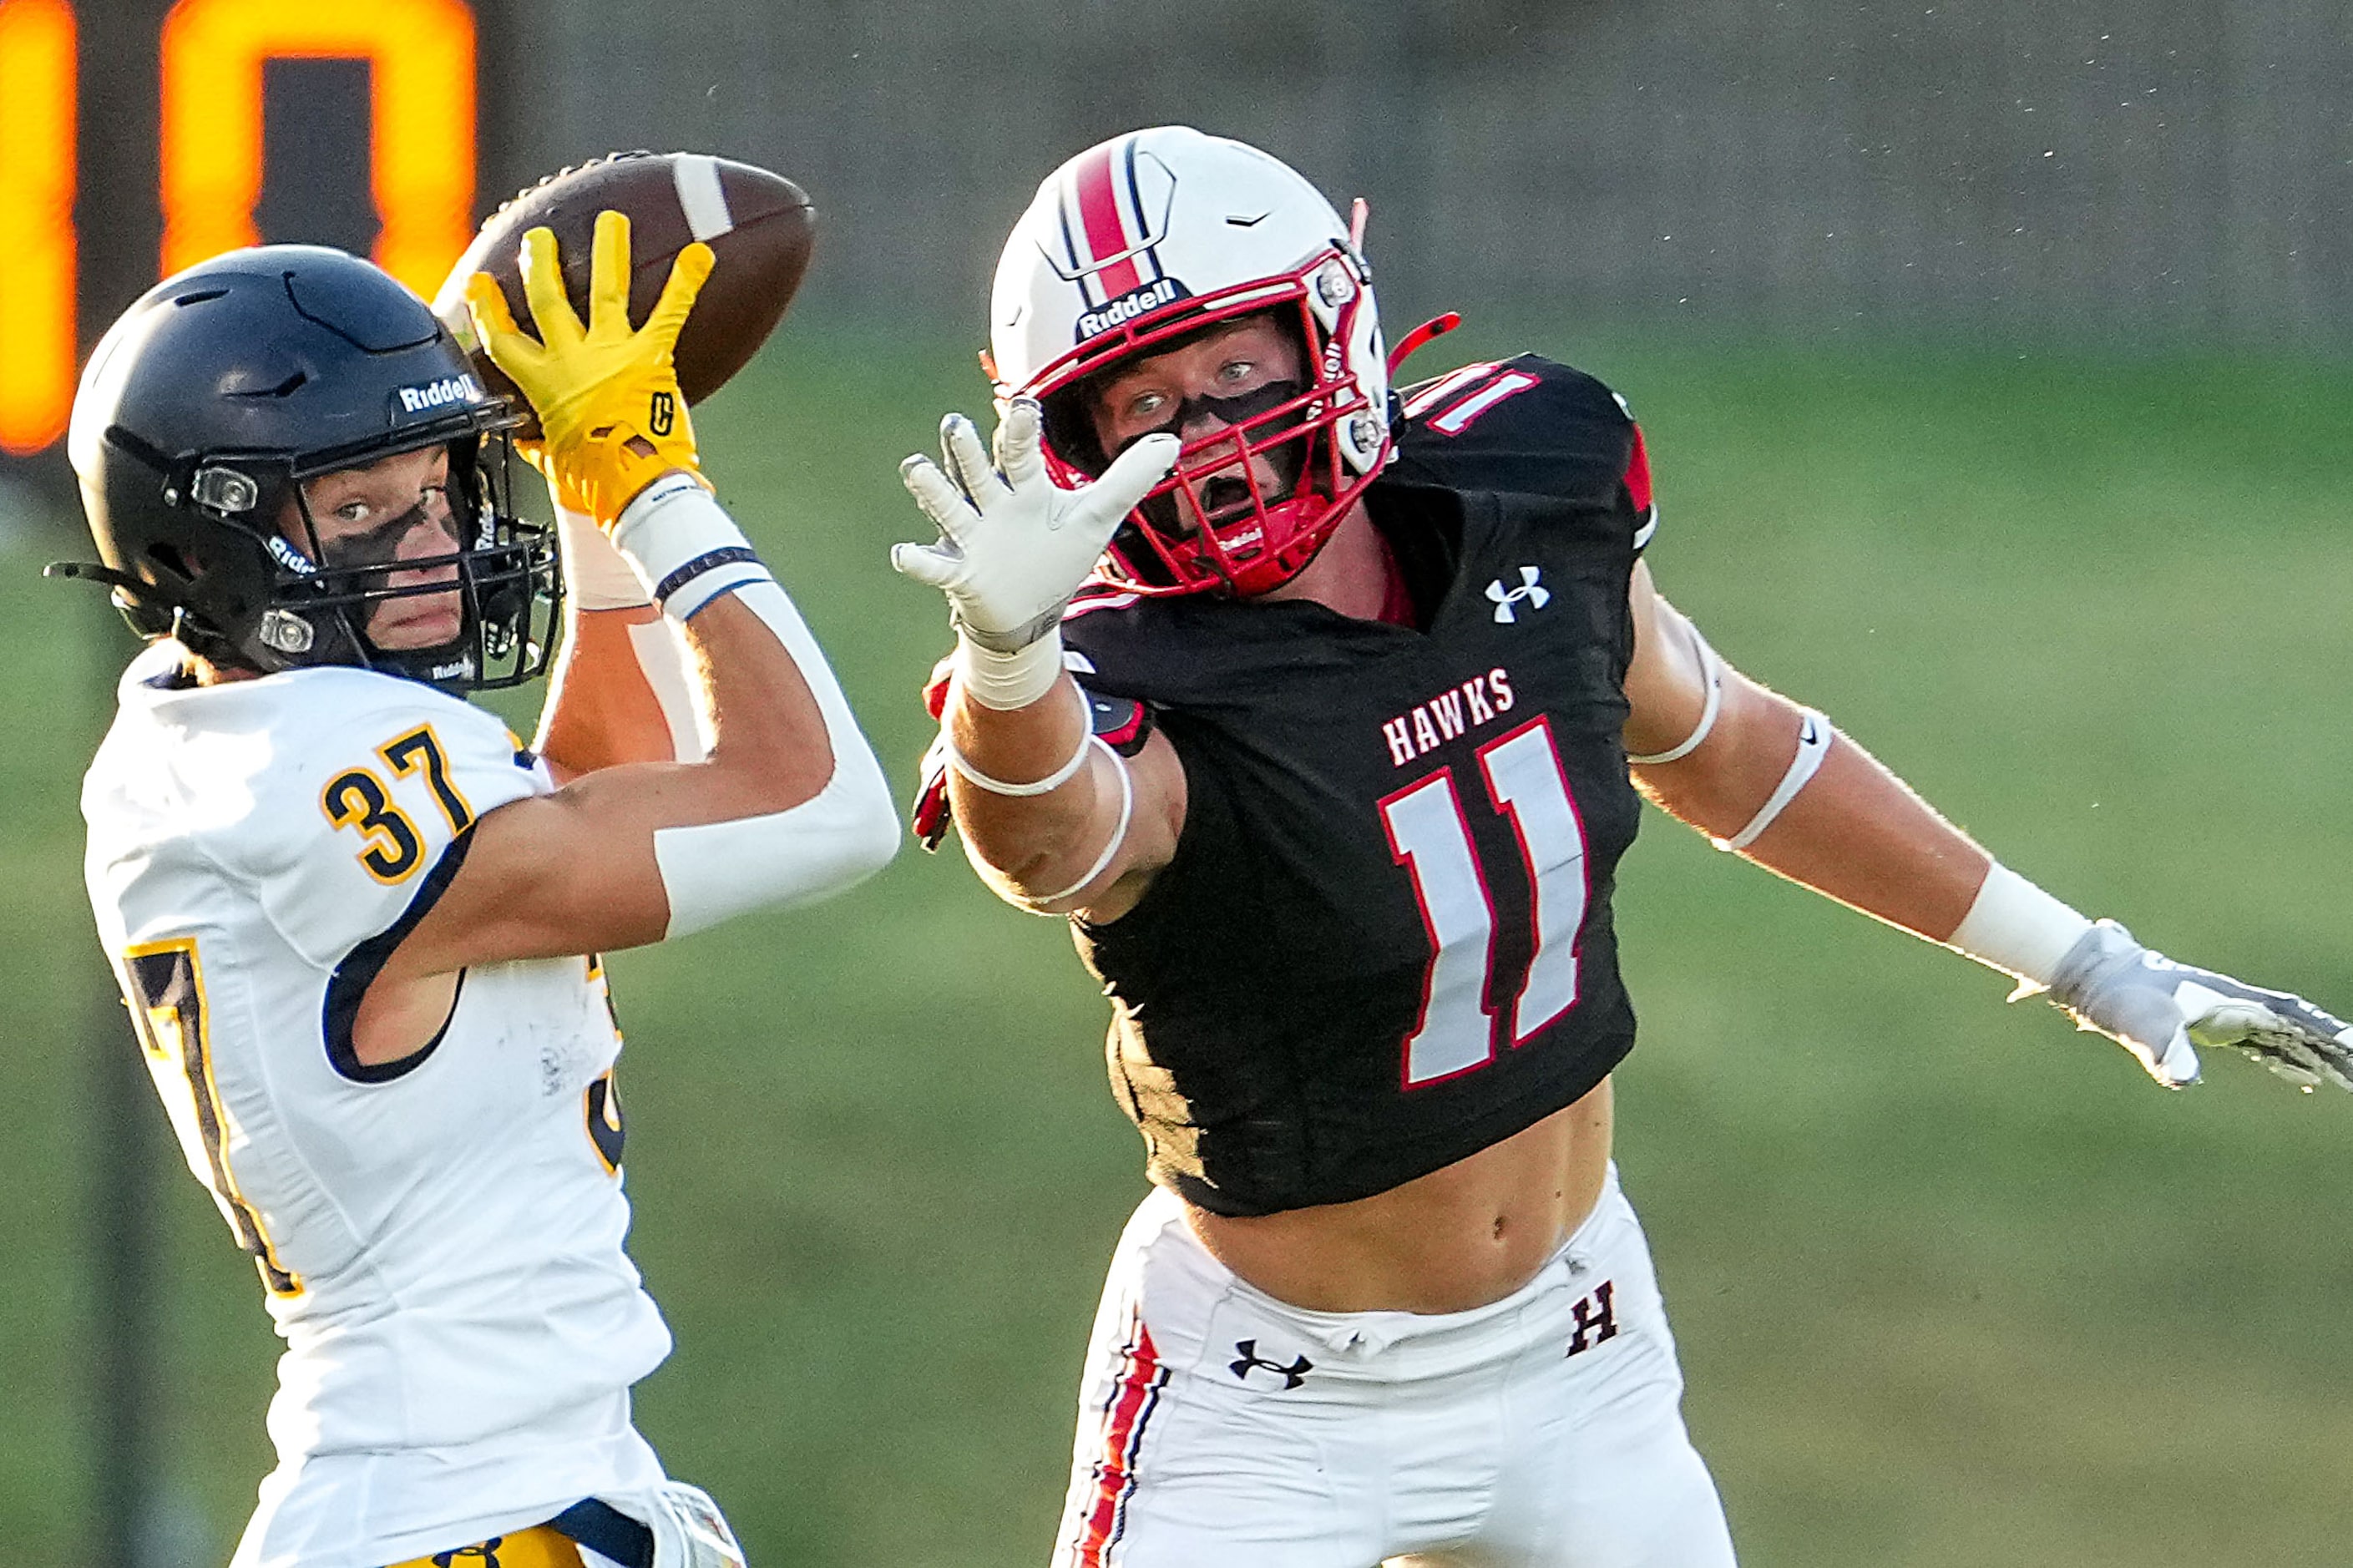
{"left": 1028, "top": 270, "right": 1389, "bottom": 599}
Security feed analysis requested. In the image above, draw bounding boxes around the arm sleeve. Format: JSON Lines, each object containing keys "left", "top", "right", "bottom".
{"left": 646, "top": 574, "right": 899, "bottom": 936}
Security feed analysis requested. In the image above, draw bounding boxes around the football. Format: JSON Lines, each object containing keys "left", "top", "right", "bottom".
{"left": 433, "top": 151, "right": 816, "bottom": 437}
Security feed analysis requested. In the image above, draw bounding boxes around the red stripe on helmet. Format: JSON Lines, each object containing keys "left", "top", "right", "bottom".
{"left": 1074, "top": 144, "right": 1145, "bottom": 301}
{"left": 1070, "top": 1313, "right": 1166, "bottom": 1565}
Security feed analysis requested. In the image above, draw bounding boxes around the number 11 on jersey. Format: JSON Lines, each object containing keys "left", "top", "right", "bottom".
{"left": 1379, "top": 716, "right": 1591, "bottom": 1087}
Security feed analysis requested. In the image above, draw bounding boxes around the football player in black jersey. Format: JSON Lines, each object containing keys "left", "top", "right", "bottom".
{"left": 893, "top": 127, "right": 2353, "bottom": 1567}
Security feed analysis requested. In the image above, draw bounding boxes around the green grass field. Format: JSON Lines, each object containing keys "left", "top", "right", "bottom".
{"left": 4, "top": 326, "right": 2352, "bottom": 1566}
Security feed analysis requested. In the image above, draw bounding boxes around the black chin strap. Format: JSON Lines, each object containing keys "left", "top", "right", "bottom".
{"left": 43, "top": 559, "right": 150, "bottom": 594}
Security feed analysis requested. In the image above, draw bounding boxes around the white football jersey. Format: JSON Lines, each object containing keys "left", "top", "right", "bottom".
{"left": 83, "top": 643, "right": 671, "bottom": 1568}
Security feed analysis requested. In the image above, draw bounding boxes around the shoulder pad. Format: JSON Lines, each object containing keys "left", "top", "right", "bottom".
{"left": 1388, "top": 354, "right": 1639, "bottom": 509}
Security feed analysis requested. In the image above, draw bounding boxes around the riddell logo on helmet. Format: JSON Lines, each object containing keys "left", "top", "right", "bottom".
{"left": 395, "top": 375, "right": 483, "bottom": 415}
{"left": 1077, "top": 278, "right": 1190, "bottom": 341}
{"left": 266, "top": 535, "right": 316, "bottom": 577}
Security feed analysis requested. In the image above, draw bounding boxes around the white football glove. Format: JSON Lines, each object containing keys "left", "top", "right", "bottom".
{"left": 2046, "top": 919, "right": 2353, "bottom": 1090}
{"left": 645, "top": 1479, "right": 747, "bottom": 1568}
{"left": 891, "top": 399, "right": 1177, "bottom": 651}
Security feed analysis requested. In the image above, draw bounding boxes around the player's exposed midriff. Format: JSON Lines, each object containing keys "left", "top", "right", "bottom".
{"left": 1183, "top": 1076, "right": 1615, "bottom": 1315}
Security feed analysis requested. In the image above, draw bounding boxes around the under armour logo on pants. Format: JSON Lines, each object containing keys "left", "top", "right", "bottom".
{"left": 1229, "top": 1338, "right": 1314, "bottom": 1389}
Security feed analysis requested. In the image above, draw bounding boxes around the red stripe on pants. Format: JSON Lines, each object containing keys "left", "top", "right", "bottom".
{"left": 1073, "top": 1316, "right": 1165, "bottom": 1566}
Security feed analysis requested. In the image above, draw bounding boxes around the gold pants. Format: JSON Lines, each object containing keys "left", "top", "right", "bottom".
{"left": 385, "top": 1523, "right": 584, "bottom": 1568}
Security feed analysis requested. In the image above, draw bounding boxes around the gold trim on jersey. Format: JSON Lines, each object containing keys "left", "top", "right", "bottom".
{"left": 321, "top": 766, "right": 428, "bottom": 883}
{"left": 584, "top": 1069, "right": 625, "bottom": 1177}
{"left": 120, "top": 935, "right": 303, "bottom": 1297}
{"left": 382, "top": 1522, "right": 586, "bottom": 1567}
{"left": 380, "top": 722, "right": 477, "bottom": 836}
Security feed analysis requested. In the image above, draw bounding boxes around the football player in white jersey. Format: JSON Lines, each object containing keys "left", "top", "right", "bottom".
{"left": 893, "top": 127, "right": 2353, "bottom": 1565}
{"left": 63, "top": 218, "right": 893, "bottom": 1567}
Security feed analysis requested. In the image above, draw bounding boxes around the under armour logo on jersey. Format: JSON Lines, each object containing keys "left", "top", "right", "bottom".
{"left": 1230, "top": 1338, "right": 1313, "bottom": 1389}
{"left": 1485, "top": 566, "right": 1551, "bottom": 624}
{"left": 433, "top": 1540, "right": 502, "bottom": 1567}
{"left": 1566, "top": 1279, "right": 1620, "bottom": 1358}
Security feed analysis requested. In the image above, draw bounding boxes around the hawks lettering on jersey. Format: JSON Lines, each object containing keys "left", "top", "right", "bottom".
{"left": 949, "top": 355, "right": 1657, "bottom": 1217}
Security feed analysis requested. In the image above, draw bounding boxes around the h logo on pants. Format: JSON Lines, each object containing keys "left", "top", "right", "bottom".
{"left": 1566, "top": 1279, "right": 1619, "bottom": 1357}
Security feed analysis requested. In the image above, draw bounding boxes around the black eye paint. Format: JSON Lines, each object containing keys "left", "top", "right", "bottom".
{"left": 1126, "top": 378, "right": 1305, "bottom": 444}
{"left": 320, "top": 493, "right": 450, "bottom": 575}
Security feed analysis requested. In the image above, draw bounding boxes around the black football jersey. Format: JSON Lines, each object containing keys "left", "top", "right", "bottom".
{"left": 1061, "top": 355, "right": 1655, "bottom": 1216}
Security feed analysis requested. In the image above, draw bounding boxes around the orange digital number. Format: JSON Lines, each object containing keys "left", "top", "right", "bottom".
{"left": 0, "top": 0, "right": 75, "bottom": 456}
{"left": 159, "top": 0, "right": 476, "bottom": 297}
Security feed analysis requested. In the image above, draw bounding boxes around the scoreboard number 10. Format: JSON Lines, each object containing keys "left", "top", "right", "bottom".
{"left": 0, "top": 0, "right": 478, "bottom": 456}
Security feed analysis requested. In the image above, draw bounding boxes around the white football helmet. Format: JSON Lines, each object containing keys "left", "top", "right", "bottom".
{"left": 989, "top": 127, "right": 1390, "bottom": 597}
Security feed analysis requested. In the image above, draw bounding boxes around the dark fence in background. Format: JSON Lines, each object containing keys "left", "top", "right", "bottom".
{"left": 498, "top": 0, "right": 2353, "bottom": 347}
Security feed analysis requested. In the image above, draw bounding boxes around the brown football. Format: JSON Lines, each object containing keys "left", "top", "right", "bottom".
{"left": 433, "top": 151, "right": 815, "bottom": 438}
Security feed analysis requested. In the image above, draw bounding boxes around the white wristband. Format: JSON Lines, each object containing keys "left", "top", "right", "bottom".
{"left": 554, "top": 503, "right": 652, "bottom": 611}
{"left": 610, "top": 473, "right": 772, "bottom": 622}
{"left": 954, "top": 627, "right": 1067, "bottom": 711}
{"left": 1713, "top": 709, "right": 1832, "bottom": 852}
{"left": 1945, "top": 862, "right": 2094, "bottom": 993}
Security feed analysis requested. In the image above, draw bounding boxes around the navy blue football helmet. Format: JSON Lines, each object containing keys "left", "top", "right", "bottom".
{"left": 58, "top": 245, "right": 559, "bottom": 689}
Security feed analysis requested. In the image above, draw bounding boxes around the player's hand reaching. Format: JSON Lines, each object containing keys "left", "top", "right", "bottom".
{"left": 2045, "top": 919, "right": 2353, "bottom": 1090}
{"left": 892, "top": 400, "right": 1176, "bottom": 652}
{"left": 464, "top": 209, "right": 712, "bottom": 524}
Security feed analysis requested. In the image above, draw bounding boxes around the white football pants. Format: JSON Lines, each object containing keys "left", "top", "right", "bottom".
{"left": 1049, "top": 1169, "right": 1737, "bottom": 1568}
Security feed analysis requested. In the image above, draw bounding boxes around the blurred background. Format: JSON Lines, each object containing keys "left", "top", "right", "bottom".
{"left": 3, "top": 2, "right": 2351, "bottom": 1565}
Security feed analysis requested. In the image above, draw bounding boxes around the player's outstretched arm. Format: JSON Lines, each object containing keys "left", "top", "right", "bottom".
{"left": 1623, "top": 560, "right": 2353, "bottom": 1090}
{"left": 370, "top": 215, "right": 896, "bottom": 985}
{"left": 892, "top": 401, "right": 1184, "bottom": 920}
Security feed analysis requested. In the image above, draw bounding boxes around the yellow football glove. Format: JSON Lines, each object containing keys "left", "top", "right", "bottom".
{"left": 463, "top": 209, "right": 713, "bottom": 525}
